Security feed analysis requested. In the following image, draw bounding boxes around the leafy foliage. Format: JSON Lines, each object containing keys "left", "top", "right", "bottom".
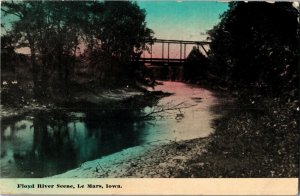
{"left": 83, "top": 1, "right": 153, "bottom": 82}
{"left": 184, "top": 47, "right": 209, "bottom": 82}
{"left": 208, "top": 2, "right": 299, "bottom": 98}
{"left": 1, "top": 34, "right": 17, "bottom": 72}
{"left": 1, "top": 1, "right": 153, "bottom": 97}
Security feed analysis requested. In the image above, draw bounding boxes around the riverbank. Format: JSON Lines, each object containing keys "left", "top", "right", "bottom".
{"left": 182, "top": 94, "right": 299, "bottom": 178}
{"left": 0, "top": 80, "right": 151, "bottom": 121}
{"left": 52, "top": 137, "right": 211, "bottom": 178}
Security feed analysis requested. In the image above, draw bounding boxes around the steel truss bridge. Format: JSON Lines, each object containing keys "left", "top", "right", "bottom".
{"left": 137, "top": 39, "right": 211, "bottom": 66}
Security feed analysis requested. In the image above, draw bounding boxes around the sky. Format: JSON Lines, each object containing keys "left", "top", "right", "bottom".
{"left": 137, "top": 1, "right": 228, "bottom": 41}
{"left": 137, "top": 1, "right": 229, "bottom": 58}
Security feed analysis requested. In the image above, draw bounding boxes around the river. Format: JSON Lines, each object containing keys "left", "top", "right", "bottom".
{"left": 0, "top": 81, "right": 218, "bottom": 178}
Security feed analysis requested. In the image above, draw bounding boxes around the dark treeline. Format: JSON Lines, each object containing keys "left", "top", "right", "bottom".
{"left": 2, "top": 1, "right": 298, "bottom": 102}
{"left": 1, "top": 1, "right": 153, "bottom": 100}
{"left": 187, "top": 2, "right": 299, "bottom": 101}
{"left": 184, "top": 46, "right": 210, "bottom": 82}
{"left": 210, "top": 2, "right": 299, "bottom": 97}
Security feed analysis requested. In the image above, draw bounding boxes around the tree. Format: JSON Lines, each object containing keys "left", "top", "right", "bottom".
{"left": 2, "top": 0, "right": 154, "bottom": 94}
{"left": 85, "top": 1, "right": 154, "bottom": 82}
{"left": 208, "top": 2, "right": 299, "bottom": 97}
{"left": 2, "top": 1, "right": 44, "bottom": 96}
{"left": 1, "top": 1, "right": 92, "bottom": 97}
{"left": 1, "top": 34, "right": 17, "bottom": 72}
{"left": 33, "top": 1, "right": 92, "bottom": 95}
{"left": 184, "top": 47, "right": 209, "bottom": 82}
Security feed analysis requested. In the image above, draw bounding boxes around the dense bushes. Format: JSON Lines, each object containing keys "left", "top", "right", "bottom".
{"left": 184, "top": 47, "right": 209, "bottom": 82}
{"left": 1, "top": 1, "right": 153, "bottom": 98}
{"left": 207, "top": 2, "right": 299, "bottom": 99}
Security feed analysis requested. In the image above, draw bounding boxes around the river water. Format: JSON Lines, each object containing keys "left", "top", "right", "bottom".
{"left": 0, "top": 81, "right": 218, "bottom": 178}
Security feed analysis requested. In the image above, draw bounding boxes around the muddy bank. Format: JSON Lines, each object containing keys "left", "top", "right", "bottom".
{"left": 1, "top": 86, "right": 146, "bottom": 121}
{"left": 52, "top": 137, "right": 210, "bottom": 178}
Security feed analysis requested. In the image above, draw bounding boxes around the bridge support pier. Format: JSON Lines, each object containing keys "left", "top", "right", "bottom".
{"left": 184, "top": 44, "right": 186, "bottom": 59}
{"left": 162, "top": 42, "right": 164, "bottom": 60}
{"left": 180, "top": 43, "right": 182, "bottom": 61}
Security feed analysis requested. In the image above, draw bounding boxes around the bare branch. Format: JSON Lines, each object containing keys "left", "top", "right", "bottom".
{"left": 141, "top": 101, "right": 196, "bottom": 120}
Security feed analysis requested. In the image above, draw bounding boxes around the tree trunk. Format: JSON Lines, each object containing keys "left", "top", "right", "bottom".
{"left": 30, "top": 45, "right": 39, "bottom": 99}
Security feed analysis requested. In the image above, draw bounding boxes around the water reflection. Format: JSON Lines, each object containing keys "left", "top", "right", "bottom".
{"left": 150, "top": 66, "right": 184, "bottom": 81}
{"left": 1, "top": 109, "right": 146, "bottom": 177}
{"left": 1, "top": 81, "right": 218, "bottom": 178}
{"left": 143, "top": 81, "right": 217, "bottom": 142}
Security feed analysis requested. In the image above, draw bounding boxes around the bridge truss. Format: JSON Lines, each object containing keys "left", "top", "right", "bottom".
{"left": 139, "top": 39, "right": 211, "bottom": 64}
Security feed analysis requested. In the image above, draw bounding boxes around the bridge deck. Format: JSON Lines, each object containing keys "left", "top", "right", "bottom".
{"left": 145, "top": 39, "right": 211, "bottom": 45}
{"left": 138, "top": 58, "right": 187, "bottom": 63}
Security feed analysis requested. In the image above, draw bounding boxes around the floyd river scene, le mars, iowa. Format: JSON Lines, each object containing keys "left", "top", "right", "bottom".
{"left": 1, "top": 1, "right": 299, "bottom": 178}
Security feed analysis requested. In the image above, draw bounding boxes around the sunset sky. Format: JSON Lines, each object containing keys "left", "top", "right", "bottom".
{"left": 4, "top": 1, "right": 229, "bottom": 56}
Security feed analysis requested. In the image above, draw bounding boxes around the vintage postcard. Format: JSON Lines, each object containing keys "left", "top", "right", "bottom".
{"left": 0, "top": 0, "right": 299, "bottom": 195}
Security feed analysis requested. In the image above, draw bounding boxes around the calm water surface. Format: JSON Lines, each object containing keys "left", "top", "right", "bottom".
{"left": 0, "top": 81, "right": 218, "bottom": 177}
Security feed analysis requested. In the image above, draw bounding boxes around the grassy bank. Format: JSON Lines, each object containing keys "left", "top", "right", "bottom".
{"left": 174, "top": 91, "right": 299, "bottom": 177}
